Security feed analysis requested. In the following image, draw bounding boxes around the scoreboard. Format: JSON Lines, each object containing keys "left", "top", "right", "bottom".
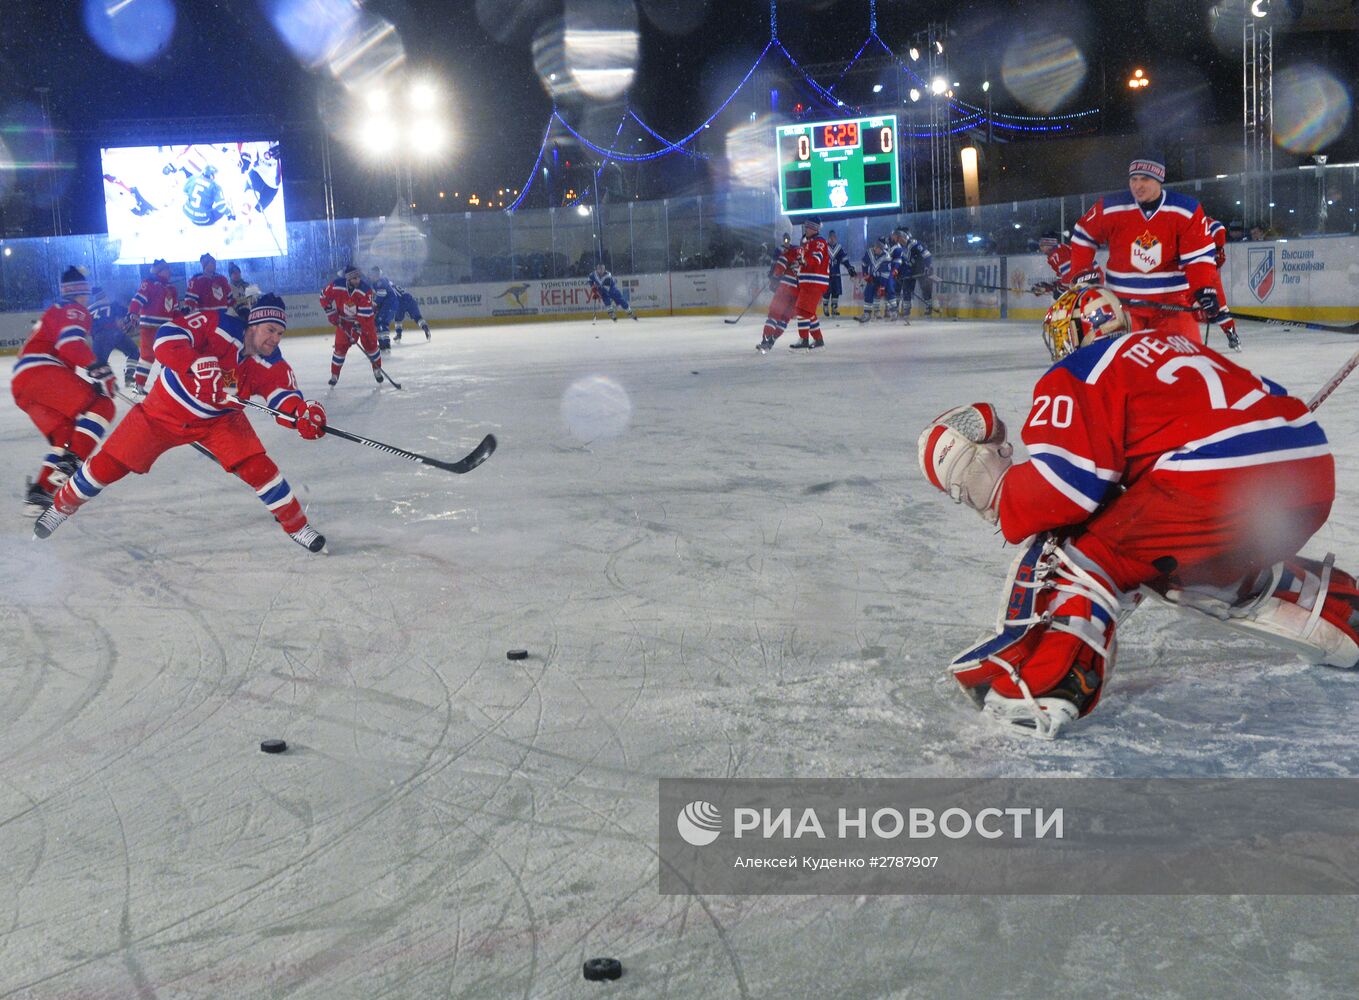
{"left": 776, "top": 115, "right": 900, "bottom": 216}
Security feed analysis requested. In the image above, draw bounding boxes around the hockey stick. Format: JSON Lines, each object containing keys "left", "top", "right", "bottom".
{"left": 379, "top": 368, "right": 403, "bottom": 390}
{"left": 724, "top": 284, "right": 767, "bottom": 324}
{"left": 1307, "top": 348, "right": 1359, "bottom": 411}
{"left": 240, "top": 398, "right": 496, "bottom": 474}
{"left": 1123, "top": 297, "right": 1359, "bottom": 334}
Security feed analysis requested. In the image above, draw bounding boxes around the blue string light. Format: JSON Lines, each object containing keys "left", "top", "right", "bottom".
{"left": 506, "top": 113, "right": 557, "bottom": 213}
{"left": 628, "top": 111, "right": 709, "bottom": 159}
{"left": 506, "top": 3, "right": 1102, "bottom": 213}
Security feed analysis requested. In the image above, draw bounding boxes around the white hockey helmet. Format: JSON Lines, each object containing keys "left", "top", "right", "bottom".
{"left": 1042, "top": 285, "right": 1129, "bottom": 360}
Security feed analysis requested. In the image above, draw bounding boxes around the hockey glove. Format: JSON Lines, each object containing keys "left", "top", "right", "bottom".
{"left": 846, "top": 265, "right": 857, "bottom": 277}
{"left": 185, "top": 357, "right": 243, "bottom": 410}
{"left": 84, "top": 362, "right": 117, "bottom": 398}
{"left": 1071, "top": 268, "right": 1102, "bottom": 287}
{"left": 1193, "top": 287, "right": 1222, "bottom": 323}
{"left": 119, "top": 313, "right": 137, "bottom": 335}
{"left": 277, "top": 397, "right": 327, "bottom": 439}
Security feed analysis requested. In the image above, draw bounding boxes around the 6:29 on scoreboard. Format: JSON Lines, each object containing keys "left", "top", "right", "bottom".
{"left": 776, "top": 115, "right": 900, "bottom": 216}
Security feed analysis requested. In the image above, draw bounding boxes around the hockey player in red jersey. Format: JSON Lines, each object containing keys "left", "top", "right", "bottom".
{"left": 789, "top": 216, "right": 829, "bottom": 350}
{"left": 11, "top": 266, "right": 118, "bottom": 515}
{"left": 918, "top": 286, "right": 1359, "bottom": 738}
{"left": 126, "top": 258, "right": 180, "bottom": 392}
{"left": 33, "top": 294, "right": 331, "bottom": 553}
{"left": 184, "top": 253, "right": 234, "bottom": 315}
{"left": 756, "top": 241, "right": 803, "bottom": 353}
{"left": 1068, "top": 159, "right": 1221, "bottom": 342}
{"left": 320, "top": 264, "right": 386, "bottom": 387}
{"left": 1203, "top": 216, "right": 1241, "bottom": 351}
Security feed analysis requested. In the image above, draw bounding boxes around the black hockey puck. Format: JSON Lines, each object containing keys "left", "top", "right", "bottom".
{"left": 260, "top": 739, "right": 288, "bottom": 754}
{"left": 583, "top": 957, "right": 622, "bottom": 982}
{"left": 506, "top": 649, "right": 529, "bottom": 661}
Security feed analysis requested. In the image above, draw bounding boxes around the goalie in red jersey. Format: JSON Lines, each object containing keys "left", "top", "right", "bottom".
{"left": 34, "top": 294, "right": 332, "bottom": 553}
{"left": 918, "top": 286, "right": 1359, "bottom": 738}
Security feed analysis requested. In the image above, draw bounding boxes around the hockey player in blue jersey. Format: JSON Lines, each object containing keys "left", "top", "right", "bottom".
{"left": 858, "top": 238, "right": 895, "bottom": 323}
{"left": 371, "top": 266, "right": 431, "bottom": 350}
{"left": 87, "top": 286, "right": 140, "bottom": 387}
{"left": 821, "top": 229, "right": 856, "bottom": 318}
{"left": 588, "top": 264, "right": 637, "bottom": 321}
{"left": 182, "top": 165, "right": 233, "bottom": 227}
{"left": 893, "top": 228, "right": 934, "bottom": 322}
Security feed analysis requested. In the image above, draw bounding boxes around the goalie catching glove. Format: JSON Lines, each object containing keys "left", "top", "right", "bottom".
{"left": 917, "top": 403, "right": 1012, "bottom": 523}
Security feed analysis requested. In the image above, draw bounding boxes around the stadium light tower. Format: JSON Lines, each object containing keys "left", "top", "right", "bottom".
{"left": 345, "top": 73, "right": 449, "bottom": 212}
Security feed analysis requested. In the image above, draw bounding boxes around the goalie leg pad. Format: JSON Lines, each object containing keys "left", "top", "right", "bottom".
{"left": 1161, "top": 554, "right": 1359, "bottom": 668}
{"left": 950, "top": 537, "right": 1129, "bottom": 738}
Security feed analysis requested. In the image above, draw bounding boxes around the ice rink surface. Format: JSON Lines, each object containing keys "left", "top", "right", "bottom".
{"left": 3, "top": 313, "right": 1359, "bottom": 998}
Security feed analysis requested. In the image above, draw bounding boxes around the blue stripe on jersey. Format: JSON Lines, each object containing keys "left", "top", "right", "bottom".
{"left": 13, "top": 353, "right": 65, "bottom": 374}
{"left": 1071, "top": 224, "right": 1098, "bottom": 248}
{"left": 798, "top": 275, "right": 830, "bottom": 287}
{"left": 1162, "top": 189, "right": 1202, "bottom": 213}
{"left": 1157, "top": 418, "right": 1329, "bottom": 471}
{"left": 162, "top": 369, "right": 237, "bottom": 419}
{"left": 1263, "top": 376, "right": 1288, "bottom": 396}
{"left": 1050, "top": 335, "right": 1123, "bottom": 382}
{"left": 1102, "top": 270, "right": 1190, "bottom": 291}
{"left": 1029, "top": 449, "right": 1118, "bottom": 511}
{"left": 267, "top": 387, "right": 303, "bottom": 410}
{"left": 155, "top": 326, "right": 193, "bottom": 350}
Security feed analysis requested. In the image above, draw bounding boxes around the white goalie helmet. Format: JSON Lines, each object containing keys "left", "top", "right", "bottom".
{"left": 1042, "top": 285, "right": 1130, "bottom": 361}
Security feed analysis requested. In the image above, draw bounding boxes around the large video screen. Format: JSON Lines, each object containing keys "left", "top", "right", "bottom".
{"left": 100, "top": 140, "right": 286, "bottom": 264}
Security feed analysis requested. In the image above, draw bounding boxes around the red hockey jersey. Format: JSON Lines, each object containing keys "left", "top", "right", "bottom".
{"left": 144, "top": 309, "right": 303, "bottom": 425}
{"left": 1068, "top": 189, "right": 1217, "bottom": 305}
{"left": 185, "top": 272, "right": 234, "bottom": 313}
{"left": 795, "top": 235, "right": 831, "bottom": 289}
{"left": 770, "top": 245, "right": 802, "bottom": 289}
{"left": 128, "top": 276, "right": 180, "bottom": 329}
{"left": 319, "top": 279, "right": 376, "bottom": 337}
{"left": 1046, "top": 243, "right": 1072, "bottom": 282}
{"left": 997, "top": 330, "right": 1329, "bottom": 544}
{"left": 12, "top": 301, "right": 95, "bottom": 378}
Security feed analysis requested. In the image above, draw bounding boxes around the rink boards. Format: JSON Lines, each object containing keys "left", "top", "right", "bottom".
{"left": 3, "top": 233, "right": 1357, "bottom": 352}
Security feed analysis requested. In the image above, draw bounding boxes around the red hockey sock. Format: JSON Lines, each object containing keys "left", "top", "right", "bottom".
{"left": 70, "top": 396, "right": 116, "bottom": 462}
{"left": 234, "top": 453, "right": 307, "bottom": 533}
{"left": 51, "top": 448, "right": 132, "bottom": 515}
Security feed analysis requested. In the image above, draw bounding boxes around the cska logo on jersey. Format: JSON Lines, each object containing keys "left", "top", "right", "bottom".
{"left": 1247, "top": 247, "right": 1275, "bottom": 302}
{"left": 163, "top": 294, "right": 176, "bottom": 312}
{"left": 213, "top": 286, "right": 225, "bottom": 301}
{"left": 1130, "top": 231, "right": 1162, "bottom": 273}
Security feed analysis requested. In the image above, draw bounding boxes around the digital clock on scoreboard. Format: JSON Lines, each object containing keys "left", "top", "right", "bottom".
{"left": 776, "top": 115, "right": 900, "bottom": 216}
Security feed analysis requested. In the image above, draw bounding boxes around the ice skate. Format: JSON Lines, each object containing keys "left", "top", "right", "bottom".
{"left": 757, "top": 337, "right": 775, "bottom": 353}
{"left": 421, "top": 322, "right": 431, "bottom": 340}
{"left": 288, "top": 524, "right": 327, "bottom": 553}
{"left": 807, "top": 339, "right": 824, "bottom": 350}
{"left": 374, "top": 369, "right": 385, "bottom": 384}
{"left": 328, "top": 376, "right": 338, "bottom": 387}
{"left": 33, "top": 504, "right": 72, "bottom": 539}
{"left": 789, "top": 339, "right": 810, "bottom": 350}
{"left": 23, "top": 478, "right": 53, "bottom": 517}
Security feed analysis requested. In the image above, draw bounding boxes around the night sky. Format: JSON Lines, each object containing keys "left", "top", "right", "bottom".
{"left": 0, "top": 0, "right": 1353, "bottom": 236}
